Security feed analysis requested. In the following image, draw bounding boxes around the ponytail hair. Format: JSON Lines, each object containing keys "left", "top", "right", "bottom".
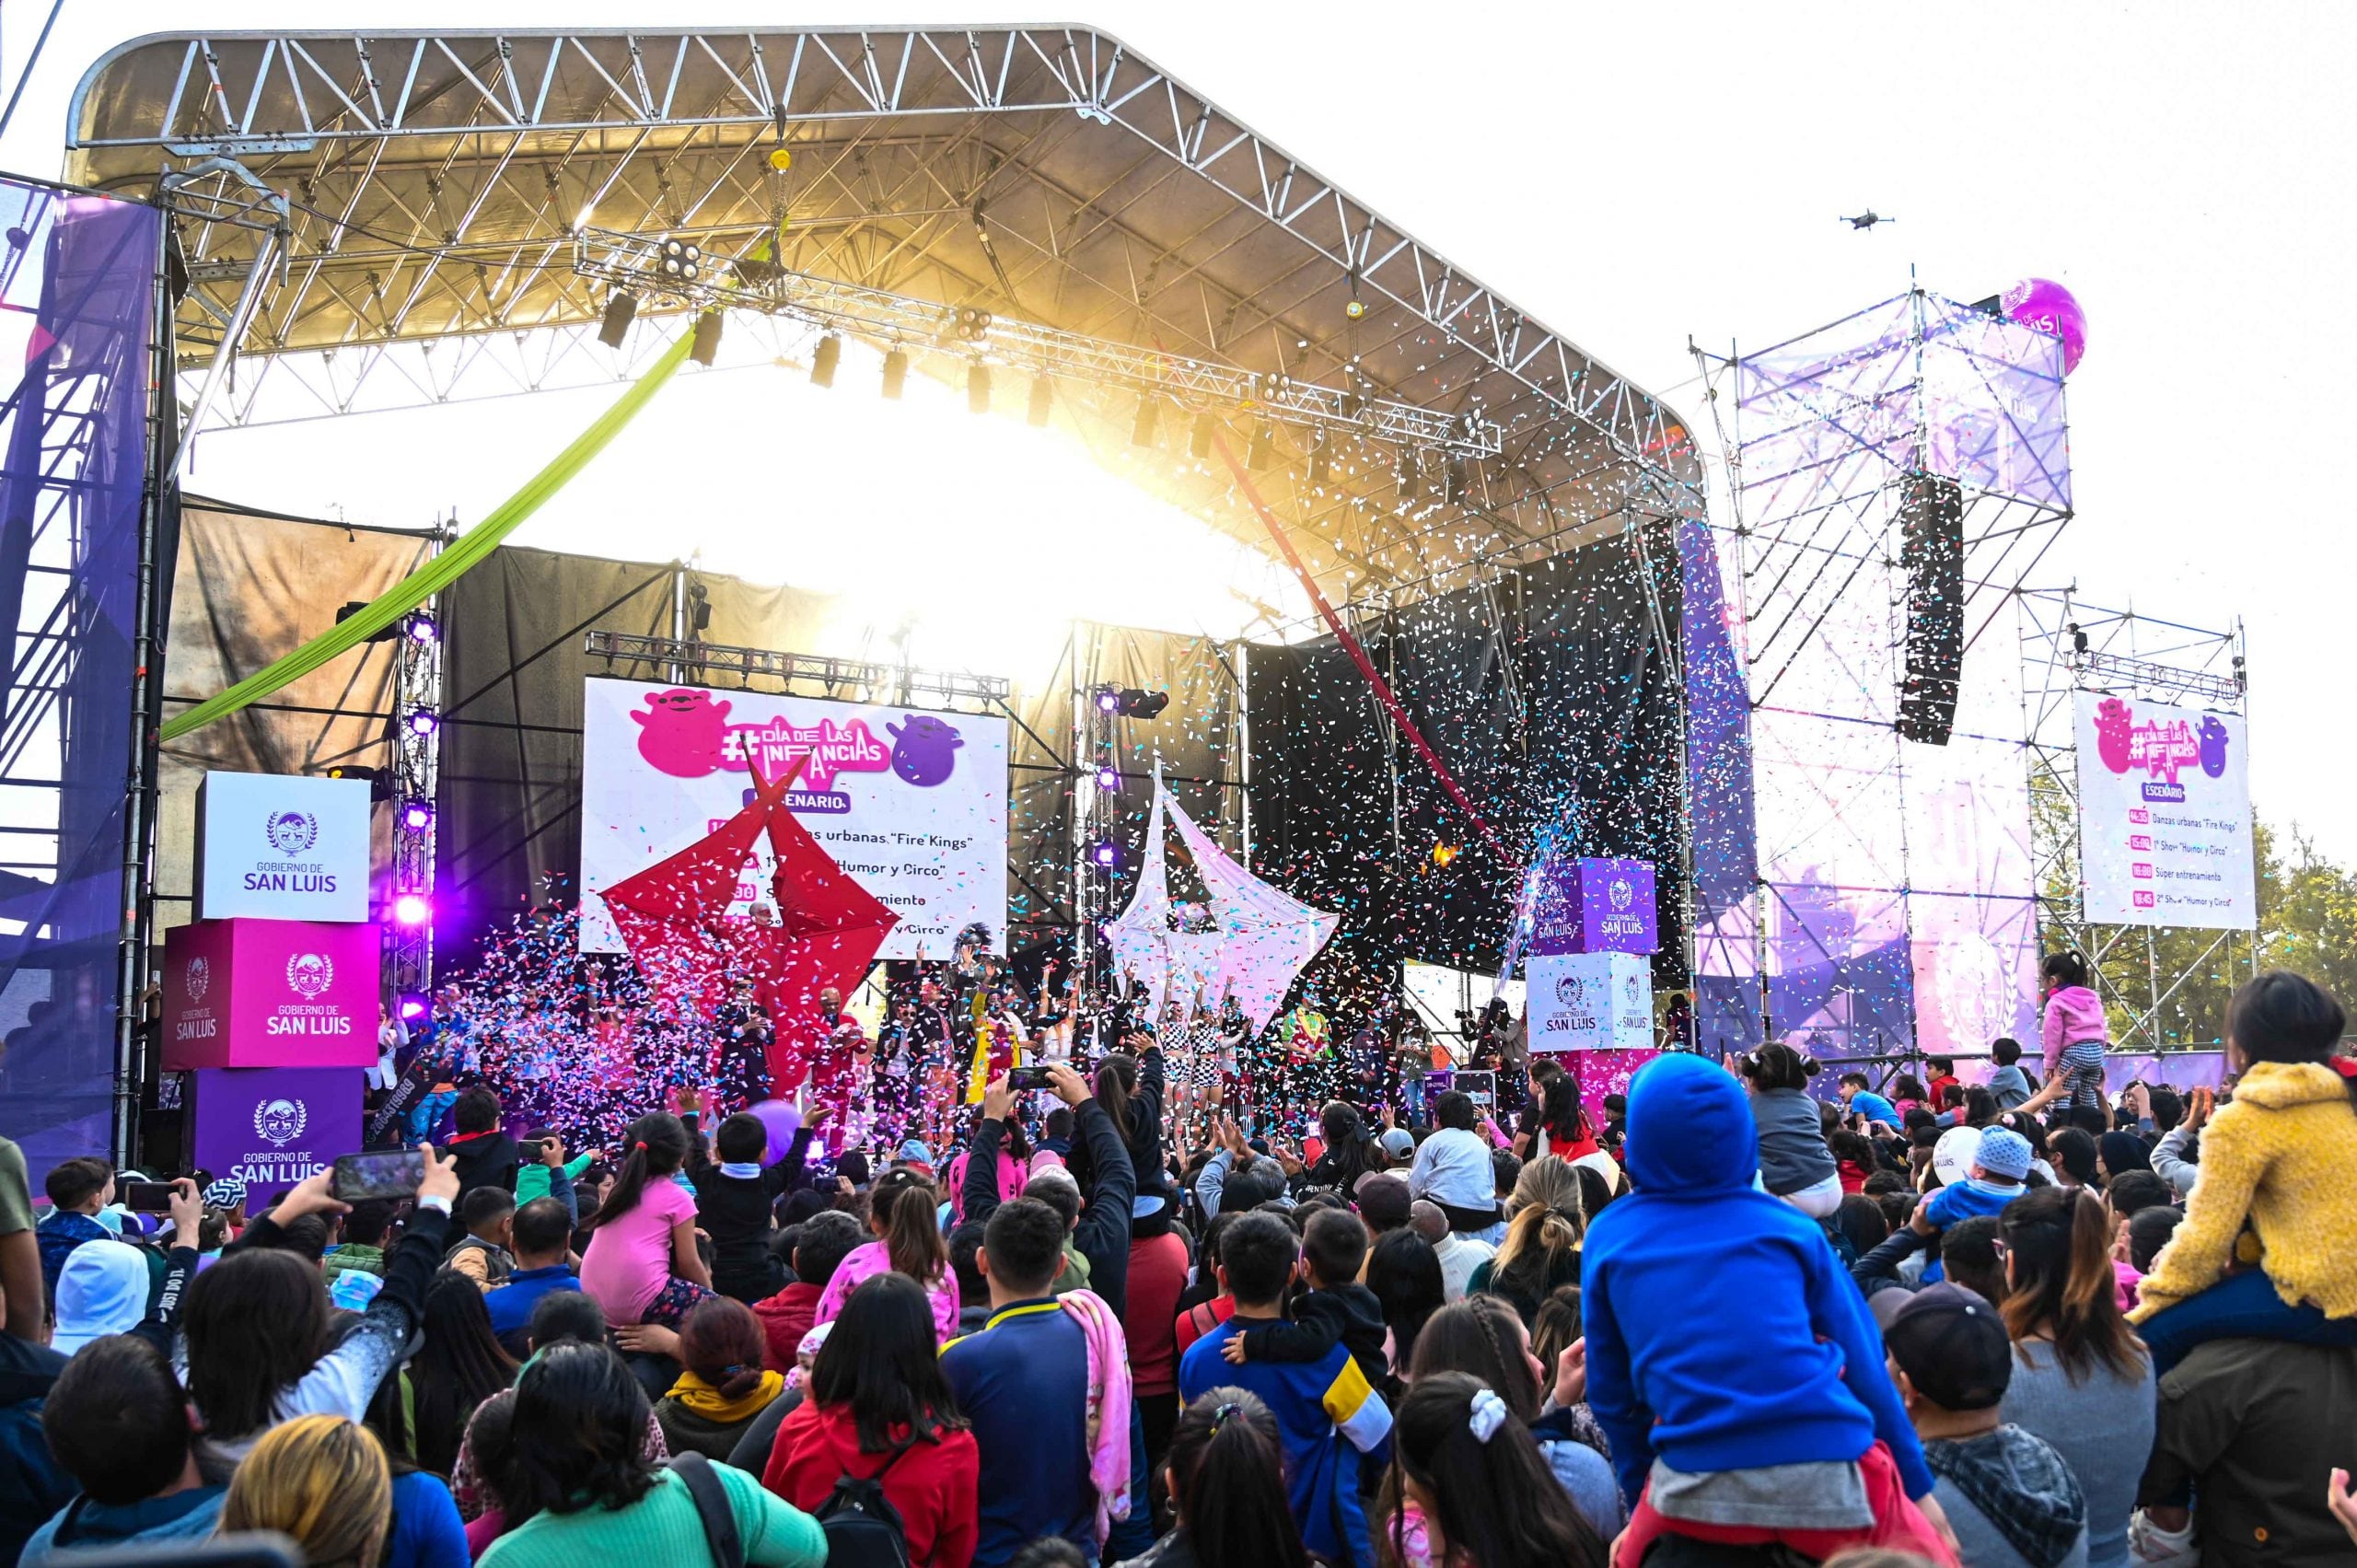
{"left": 1492, "top": 1156, "right": 1584, "bottom": 1298}
{"left": 2041, "top": 950, "right": 2090, "bottom": 990}
{"left": 583, "top": 1112, "right": 690, "bottom": 1231}
{"left": 1999, "top": 1186, "right": 2145, "bottom": 1383}
{"left": 1379, "top": 1371, "right": 1605, "bottom": 1568}
{"left": 1095, "top": 1051, "right": 1138, "bottom": 1143}
{"left": 1738, "top": 1041, "right": 1816, "bottom": 1092}
{"left": 1167, "top": 1387, "right": 1309, "bottom": 1568}
{"left": 871, "top": 1168, "right": 946, "bottom": 1287}
{"left": 677, "top": 1295, "right": 769, "bottom": 1401}
{"left": 2227, "top": 970, "right": 2356, "bottom": 1110}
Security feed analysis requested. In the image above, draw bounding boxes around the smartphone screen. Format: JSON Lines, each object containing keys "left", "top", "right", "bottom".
{"left": 122, "top": 1180, "right": 176, "bottom": 1212}
{"left": 331, "top": 1149, "right": 424, "bottom": 1203}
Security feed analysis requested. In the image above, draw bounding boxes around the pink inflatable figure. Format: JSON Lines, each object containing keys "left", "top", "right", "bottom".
{"left": 2093, "top": 698, "right": 2133, "bottom": 774}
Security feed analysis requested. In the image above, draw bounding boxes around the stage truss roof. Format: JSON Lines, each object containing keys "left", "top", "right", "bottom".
{"left": 66, "top": 26, "right": 1701, "bottom": 610}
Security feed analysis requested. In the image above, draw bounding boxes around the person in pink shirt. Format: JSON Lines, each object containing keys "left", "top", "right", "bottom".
{"left": 812, "top": 1167, "right": 960, "bottom": 1343}
{"left": 577, "top": 1111, "right": 714, "bottom": 1327}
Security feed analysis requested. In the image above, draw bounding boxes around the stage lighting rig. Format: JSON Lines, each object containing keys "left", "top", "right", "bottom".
{"left": 1189, "top": 410, "right": 1215, "bottom": 459}
{"left": 968, "top": 362, "right": 991, "bottom": 412}
{"left": 882, "top": 346, "right": 908, "bottom": 399}
{"left": 1027, "top": 374, "right": 1053, "bottom": 427}
{"left": 658, "top": 237, "right": 702, "bottom": 282}
{"left": 1093, "top": 686, "right": 1170, "bottom": 720}
{"left": 691, "top": 311, "right": 723, "bottom": 366}
{"left": 810, "top": 333, "right": 841, "bottom": 388}
{"left": 1131, "top": 395, "right": 1160, "bottom": 447}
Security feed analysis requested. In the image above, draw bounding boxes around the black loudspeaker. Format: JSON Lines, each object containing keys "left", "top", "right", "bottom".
{"left": 1898, "top": 471, "right": 1963, "bottom": 745}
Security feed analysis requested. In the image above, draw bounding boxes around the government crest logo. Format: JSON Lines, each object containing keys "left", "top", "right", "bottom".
{"left": 285, "top": 951, "right": 335, "bottom": 1001}
{"left": 1554, "top": 973, "right": 1585, "bottom": 1006}
{"left": 254, "top": 1097, "right": 307, "bottom": 1147}
{"left": 265, "top": 809, "right": 319, "bottom": 856}
{"left": 1608, "top": 876, "right": 1634, "bottom": 913}
{"left": 186, "top": 956, "right": 211, "bottom": 1004}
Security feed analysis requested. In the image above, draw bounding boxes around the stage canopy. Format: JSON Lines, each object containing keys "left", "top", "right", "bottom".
{"left": 66, "top": 25, "right": 1700, "bottom": 614}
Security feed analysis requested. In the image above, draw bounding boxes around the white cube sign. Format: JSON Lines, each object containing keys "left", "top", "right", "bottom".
{"left": 1526, "top": 951, "right": 1654, "bottom": 1052}
{"left": 196, "top": 771, "right": 373, "bottom": 923}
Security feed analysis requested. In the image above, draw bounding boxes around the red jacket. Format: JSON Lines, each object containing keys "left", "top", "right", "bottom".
{"left": 764, "top": 1401, "right": 979, "bottom": 1568}
{"left": 752, "top": 1281, "right": 824, "bottom": 1371}
{"left": 1123, "top": 1231, "right": 1190, "bottom": 1398}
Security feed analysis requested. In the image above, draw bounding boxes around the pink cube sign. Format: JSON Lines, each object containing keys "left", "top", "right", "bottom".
{"left": 162, "top": 917, "right": 381, "bottom": 1070}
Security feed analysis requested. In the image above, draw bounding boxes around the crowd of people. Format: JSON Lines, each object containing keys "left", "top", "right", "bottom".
{"left": 6, "top": 955, "right": 2357, "bottom": 1568}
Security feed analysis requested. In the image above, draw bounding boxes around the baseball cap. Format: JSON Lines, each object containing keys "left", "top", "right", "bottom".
{"left": 1972, "top": 1127, "right": 2033, "bottom": 1181}
{"left": 1379, "top": 1128, "right": 1415, "bottom": 1159}
{"left": 895, "top": 1138, "right": 935, "bottom": 1169}
{"left": 1885, "top": 1283, "right": 2012, "bottom": 1411}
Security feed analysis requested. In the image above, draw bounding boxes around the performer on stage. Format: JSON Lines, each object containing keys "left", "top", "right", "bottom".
{"left": 803, "top": 983, "right": 868, "bottom": 1155}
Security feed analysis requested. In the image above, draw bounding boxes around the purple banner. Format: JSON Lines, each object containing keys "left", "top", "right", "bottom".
{"left": 1678, "top": 516, "right": 1760, "bottom": 1057}
{"left": 192, "top": 1065, "right": 364, "bottom": 1192}
{"left": 0, "top": 185, "right": 161, "bottom": 1174}
{"left": 1532, "top": 857, "right": 1659, "bottom": 956}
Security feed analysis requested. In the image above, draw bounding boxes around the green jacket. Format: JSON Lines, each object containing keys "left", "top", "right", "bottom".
{"left": 515, "top": 1152, "right": 593, "bottom": 1206}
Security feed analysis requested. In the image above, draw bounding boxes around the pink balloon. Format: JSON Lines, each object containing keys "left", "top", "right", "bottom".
{"left": 748, "top": 1098, "right": 802, "bottom": 1164}
{"left": 2000, "top": 277, "right": 2086, "bottom": 375}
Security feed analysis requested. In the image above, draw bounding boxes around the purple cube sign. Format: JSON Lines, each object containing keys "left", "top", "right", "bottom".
{"left": 191, "top": 1065, "right": 362, "bottom": 1191}
{"left": 1531, "top": 857, "right": 1659, "bottom": 957}
{"left": 162, "top": 917, "right": 381, "bottom": 1070}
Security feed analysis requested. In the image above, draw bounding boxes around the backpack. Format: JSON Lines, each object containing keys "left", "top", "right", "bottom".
{"left": 813, "top": 1440, "right": 915, "bottom": 1568}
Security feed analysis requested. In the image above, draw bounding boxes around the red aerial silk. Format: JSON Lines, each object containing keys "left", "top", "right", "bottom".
{"left": 602, "top": 756, "right": 899, "bottom": 1092}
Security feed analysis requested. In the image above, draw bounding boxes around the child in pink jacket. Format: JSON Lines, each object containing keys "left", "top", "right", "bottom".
{"left": 2039, "top": 950, "right": 2109, "bottom": 1112}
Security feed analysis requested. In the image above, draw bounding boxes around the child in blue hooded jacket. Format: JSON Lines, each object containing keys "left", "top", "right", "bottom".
{"left": 1582, "top": 1054, "right": 1960, "bottom": 1566}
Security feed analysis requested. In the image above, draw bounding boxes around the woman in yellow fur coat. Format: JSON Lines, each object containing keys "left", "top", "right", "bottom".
{"left": 2130, "top": 970, "right": 2357, "bottom": 1372}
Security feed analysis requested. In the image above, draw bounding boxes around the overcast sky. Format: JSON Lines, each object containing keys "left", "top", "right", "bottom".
{"left": 7, "top": 3, "right": 2351, "bottom": 855}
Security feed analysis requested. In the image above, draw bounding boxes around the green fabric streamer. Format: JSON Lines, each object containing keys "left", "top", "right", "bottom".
{"left": 162, "top": 328, "right": 697, "bottom": 743}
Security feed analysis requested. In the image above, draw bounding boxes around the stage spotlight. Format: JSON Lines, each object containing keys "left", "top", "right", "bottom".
{"left": 336, "top": 602, "right": 404, "bottom": 645}
{"left": 658, "top": 237, "right": 702, "bottom": 282}
{"left": 392, "top": 891, "right": 432, "bottom": 927}
{"left": 400, "top": 801, "right": 434, "bottom": 831}
{"left": 598, "top": 290, "right": 637, "bottom": 348}
{"left": 1308, "top": 437, "right": 1330, "bottom": 485}
{"left": 404, "top": 613, "right": 437, "bottom": 644}
{"left": 954, "top": 306, "right": 993, "bottom": 343}
{"left": 1189, "top": 410, "right": 1215, "bottom": 459}
{"left": 1248, "top": 422, "right": 1274, "bottom": 469}
{"left": 1091, "top": 842, "right": 1118, "bottom": 867}
{"left": 811, "top": 333, "right": 841, "bottom": 388}
{"left": 1131, "top": 394, "right": 1160, "bottom": 447}
{"left": 1096, "top": 766, "right": 1120, "bottom": 791}
{"left": 1397, "top": 448, "right": 1420, "bottom": 501}
{"left": 968, "top": 362, "right": 991, "bottom": 413}
{"left": 1444, "top": 455, "right": 1468, "bottom": 504}
{"left": 1027, "top": 374, "right": 1053, "bottom": 427}
{"left": 1096, "top": 687, "right": 1169, "bottom": 720}
{"left": 691, "top": 312, "right": 723, "bottom": 366}
{"left": 882, "top": 347, "right": 908, "bottom": 399}
{"left": 406, "top": 710, "right": 439, "bottom": 738}
{"left": 325, "top": 763, "right": 390, "bottom": 801}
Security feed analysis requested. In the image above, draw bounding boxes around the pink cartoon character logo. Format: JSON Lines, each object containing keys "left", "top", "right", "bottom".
{"left": 631, "top": 689, "right": 734, "bottom": 778}
{"left": 2093, "top": 697, "right": 2133, "bottom": 775}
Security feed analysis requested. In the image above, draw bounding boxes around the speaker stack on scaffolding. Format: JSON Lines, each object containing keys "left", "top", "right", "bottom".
{"left": 1898, "top": 472, "right": 1965, "bottom": 746}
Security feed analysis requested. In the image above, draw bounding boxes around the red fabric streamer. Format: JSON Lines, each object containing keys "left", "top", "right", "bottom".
{"left": 601, "top": 753, "right": 899, "bottom": 1091}
{"left": 1212, "top": 431, "right": 1505, "bottom": 857}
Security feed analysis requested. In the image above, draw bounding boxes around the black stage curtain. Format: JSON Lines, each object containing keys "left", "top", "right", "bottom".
{"left": 1246, "top": 522, "right": 1687, "bottom": 986}
{"left": 437, "top": 547, "right": 676, "bottom": 963}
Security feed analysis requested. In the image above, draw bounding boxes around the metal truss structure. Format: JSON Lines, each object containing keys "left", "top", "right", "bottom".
{"left": 388, "top": 589, "right": 445, "bottom": 1005}
{"left": 2018, "top": 589, "right": 2253, "bottom": 1051}
{"left": 582, "top": 628, "right": 1010, "bottom": 709}
{"left": 1692, "top": 289, "right": 2074, "bottom": 1062}
{"left": 64, "top": 25, "right": 1701, "bottom": 615}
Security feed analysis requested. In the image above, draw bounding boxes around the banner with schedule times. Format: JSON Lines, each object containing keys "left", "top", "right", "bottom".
{"left": 579, "top": 679, "right": 1007, "bottom": 958}
{"left": 2073, "top": 692, "right": 2255, "bottom": 930}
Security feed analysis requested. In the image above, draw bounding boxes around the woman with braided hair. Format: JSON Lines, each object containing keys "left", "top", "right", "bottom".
{"left": 1112, "top": 1386, "right": 1309, "bottom": 1568}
